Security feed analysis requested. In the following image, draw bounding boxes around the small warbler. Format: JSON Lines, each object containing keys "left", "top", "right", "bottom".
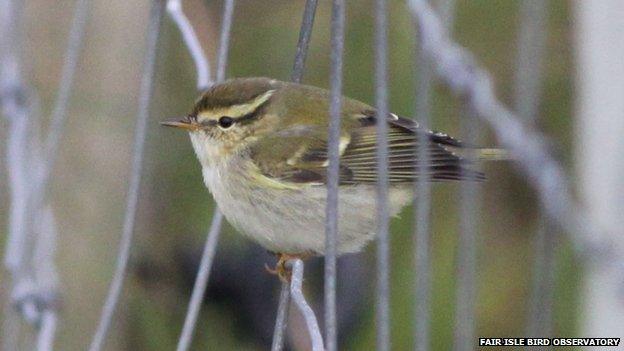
{"left": 162, "top": 77, "right": 504, "bottom": 274}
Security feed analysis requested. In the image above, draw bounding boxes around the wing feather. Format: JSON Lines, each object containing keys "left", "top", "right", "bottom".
{"left": 249, "top": 111, "right": 484, "bottom": 186}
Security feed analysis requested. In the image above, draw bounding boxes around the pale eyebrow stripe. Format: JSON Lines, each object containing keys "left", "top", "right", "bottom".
{"left": 198, "top": 89, "right": 276, "bottom": 122}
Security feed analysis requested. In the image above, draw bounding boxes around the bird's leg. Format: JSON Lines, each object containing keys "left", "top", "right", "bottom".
{"left": 265, "top": 252, "right": 312, "bottom": 282}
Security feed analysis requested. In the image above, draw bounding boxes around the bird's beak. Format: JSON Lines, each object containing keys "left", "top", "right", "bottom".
{"left": 160, "top": 116, "right": 198, "bottom": 131}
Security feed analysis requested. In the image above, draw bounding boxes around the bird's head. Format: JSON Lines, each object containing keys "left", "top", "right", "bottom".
{"left": 161, "top": 77, "right": 283, "bottom": 166}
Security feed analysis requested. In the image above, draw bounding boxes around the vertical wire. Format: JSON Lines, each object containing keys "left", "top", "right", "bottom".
{"left": 289, "top": 260, "right": 325, "bottom": 351}
{"left": 513, "top": 0, "right": 553, "bottom": 340}
{"left": 291, "top": 0, "right": 318, "bottom": 84}
{"left": 451, "top": 3, "right": 478, "bottom": 349}
{"left": 414, "top": 17, "right": 434, "bottom": 351}
{"left": 374, "top": 0, "right": 391, "bottom": 350}
{"left": 325, "top": 0, "right": 344, "bottom": 350}
{"left": 271, "top": 1, "right": 320, "bottom": 349}
{"left": 514, "top": 0, "right": 547, "bottom": 125}
{"left": 413, "top": 43, "right": 434, "bottom": 351}
{"left": 36, "top": 312, "right": 58, "bottom": 351}
{"left": 1, "top": 1, "right": 30, "bottom": 348}
{"left": 451, "top": 1, "right": 477, "bottom": 341}
{"left": 413, "top": 1, "right": 455, "bottom": 350}
{"left": 166, "top": 0, "right": 212, "bottom": 89}
{"left": 88, "top": 2, "right": 166, "bottom": 350}
{"left": 175, "top": 0, "right": 236, "bottom": 348}
{"left": 176, "top": 212, "right": 223, "bottom": 351}
{"left": 215, "top": 0, "right": 235, "bottom": 83}
{"left": 270, "top": 283, "right": 291, "bottom": 351}
{"left": 39, "top": 0, "right": 92, "bottom": 198}
{"left": 453, "top": 107, "right": 480, "bottom": 351}
{"left": 2, "top": 0, "right": 87, "bottom": 348}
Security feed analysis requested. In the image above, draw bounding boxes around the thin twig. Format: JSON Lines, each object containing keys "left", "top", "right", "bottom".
{"left": 374, "top": 0, "right": 391, "bottom": 350}
{"left": 289, "top": 260, "right": 324, "bottom": 351}
{"left": 167, "top": 0, "right": 212, "bottom": 90}
{"left": 88, "top": 2, "right": 166, "bottom": 350}
{"left": 176, "top": 212, "right": 223, "bottom": 351}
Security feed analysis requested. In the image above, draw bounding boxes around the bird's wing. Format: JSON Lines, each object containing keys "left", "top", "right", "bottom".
{"left": 248, "top": 111, "right": 484, "bottom": 186}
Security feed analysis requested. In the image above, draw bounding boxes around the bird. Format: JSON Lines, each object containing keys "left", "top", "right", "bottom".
{"left": 161, "top": 77, "right": 505, "bottom": 279}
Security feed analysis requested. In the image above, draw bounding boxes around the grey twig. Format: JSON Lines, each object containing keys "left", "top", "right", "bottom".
{"left": 289, "top": 260, "right": 325, "bottom": 351}
{"left": 167, "top": 0, "right": 212, "bottom": 90}
{"left": 406, "top": 0, "right": 599, "bottom": 256}
{"left": 176, "top": 212, "right": 223, "bottom": 351}
{"left": 88, "top": 2, "right": 166, "bottom": 350}
{"left": 291, "top": 0, "right": 319, "bottom": 83}
{"left": 375, "top": 0, "right": 391, "bottom": 350}
{"left": 325, "top": 0, "right": 344, "bottom": 350}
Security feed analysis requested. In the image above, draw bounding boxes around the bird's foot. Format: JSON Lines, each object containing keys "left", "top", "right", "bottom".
{"left": 265, "top": 252, "right": 312, "bottom": 282}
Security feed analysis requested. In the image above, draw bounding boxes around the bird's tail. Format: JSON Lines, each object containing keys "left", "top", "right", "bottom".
{"left": 474, "top": 148, "right": 509, "bottom": 161}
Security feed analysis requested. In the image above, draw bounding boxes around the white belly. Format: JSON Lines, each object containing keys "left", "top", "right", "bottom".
{"left": 201, "top": 159, "right": 411, "bottom": 255}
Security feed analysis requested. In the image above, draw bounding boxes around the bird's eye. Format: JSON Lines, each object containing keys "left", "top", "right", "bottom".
{"left": 218, "top": 116, "right": 234, "bottom": 129}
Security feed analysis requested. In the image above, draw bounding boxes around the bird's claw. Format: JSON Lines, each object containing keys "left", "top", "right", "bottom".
{"left": 265, "top": 252, "right": 312, "bottom": 282}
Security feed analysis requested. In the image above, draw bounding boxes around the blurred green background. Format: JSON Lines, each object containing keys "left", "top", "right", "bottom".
{"left": 0, "top": 0, "right": 580, "bottom": 350}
